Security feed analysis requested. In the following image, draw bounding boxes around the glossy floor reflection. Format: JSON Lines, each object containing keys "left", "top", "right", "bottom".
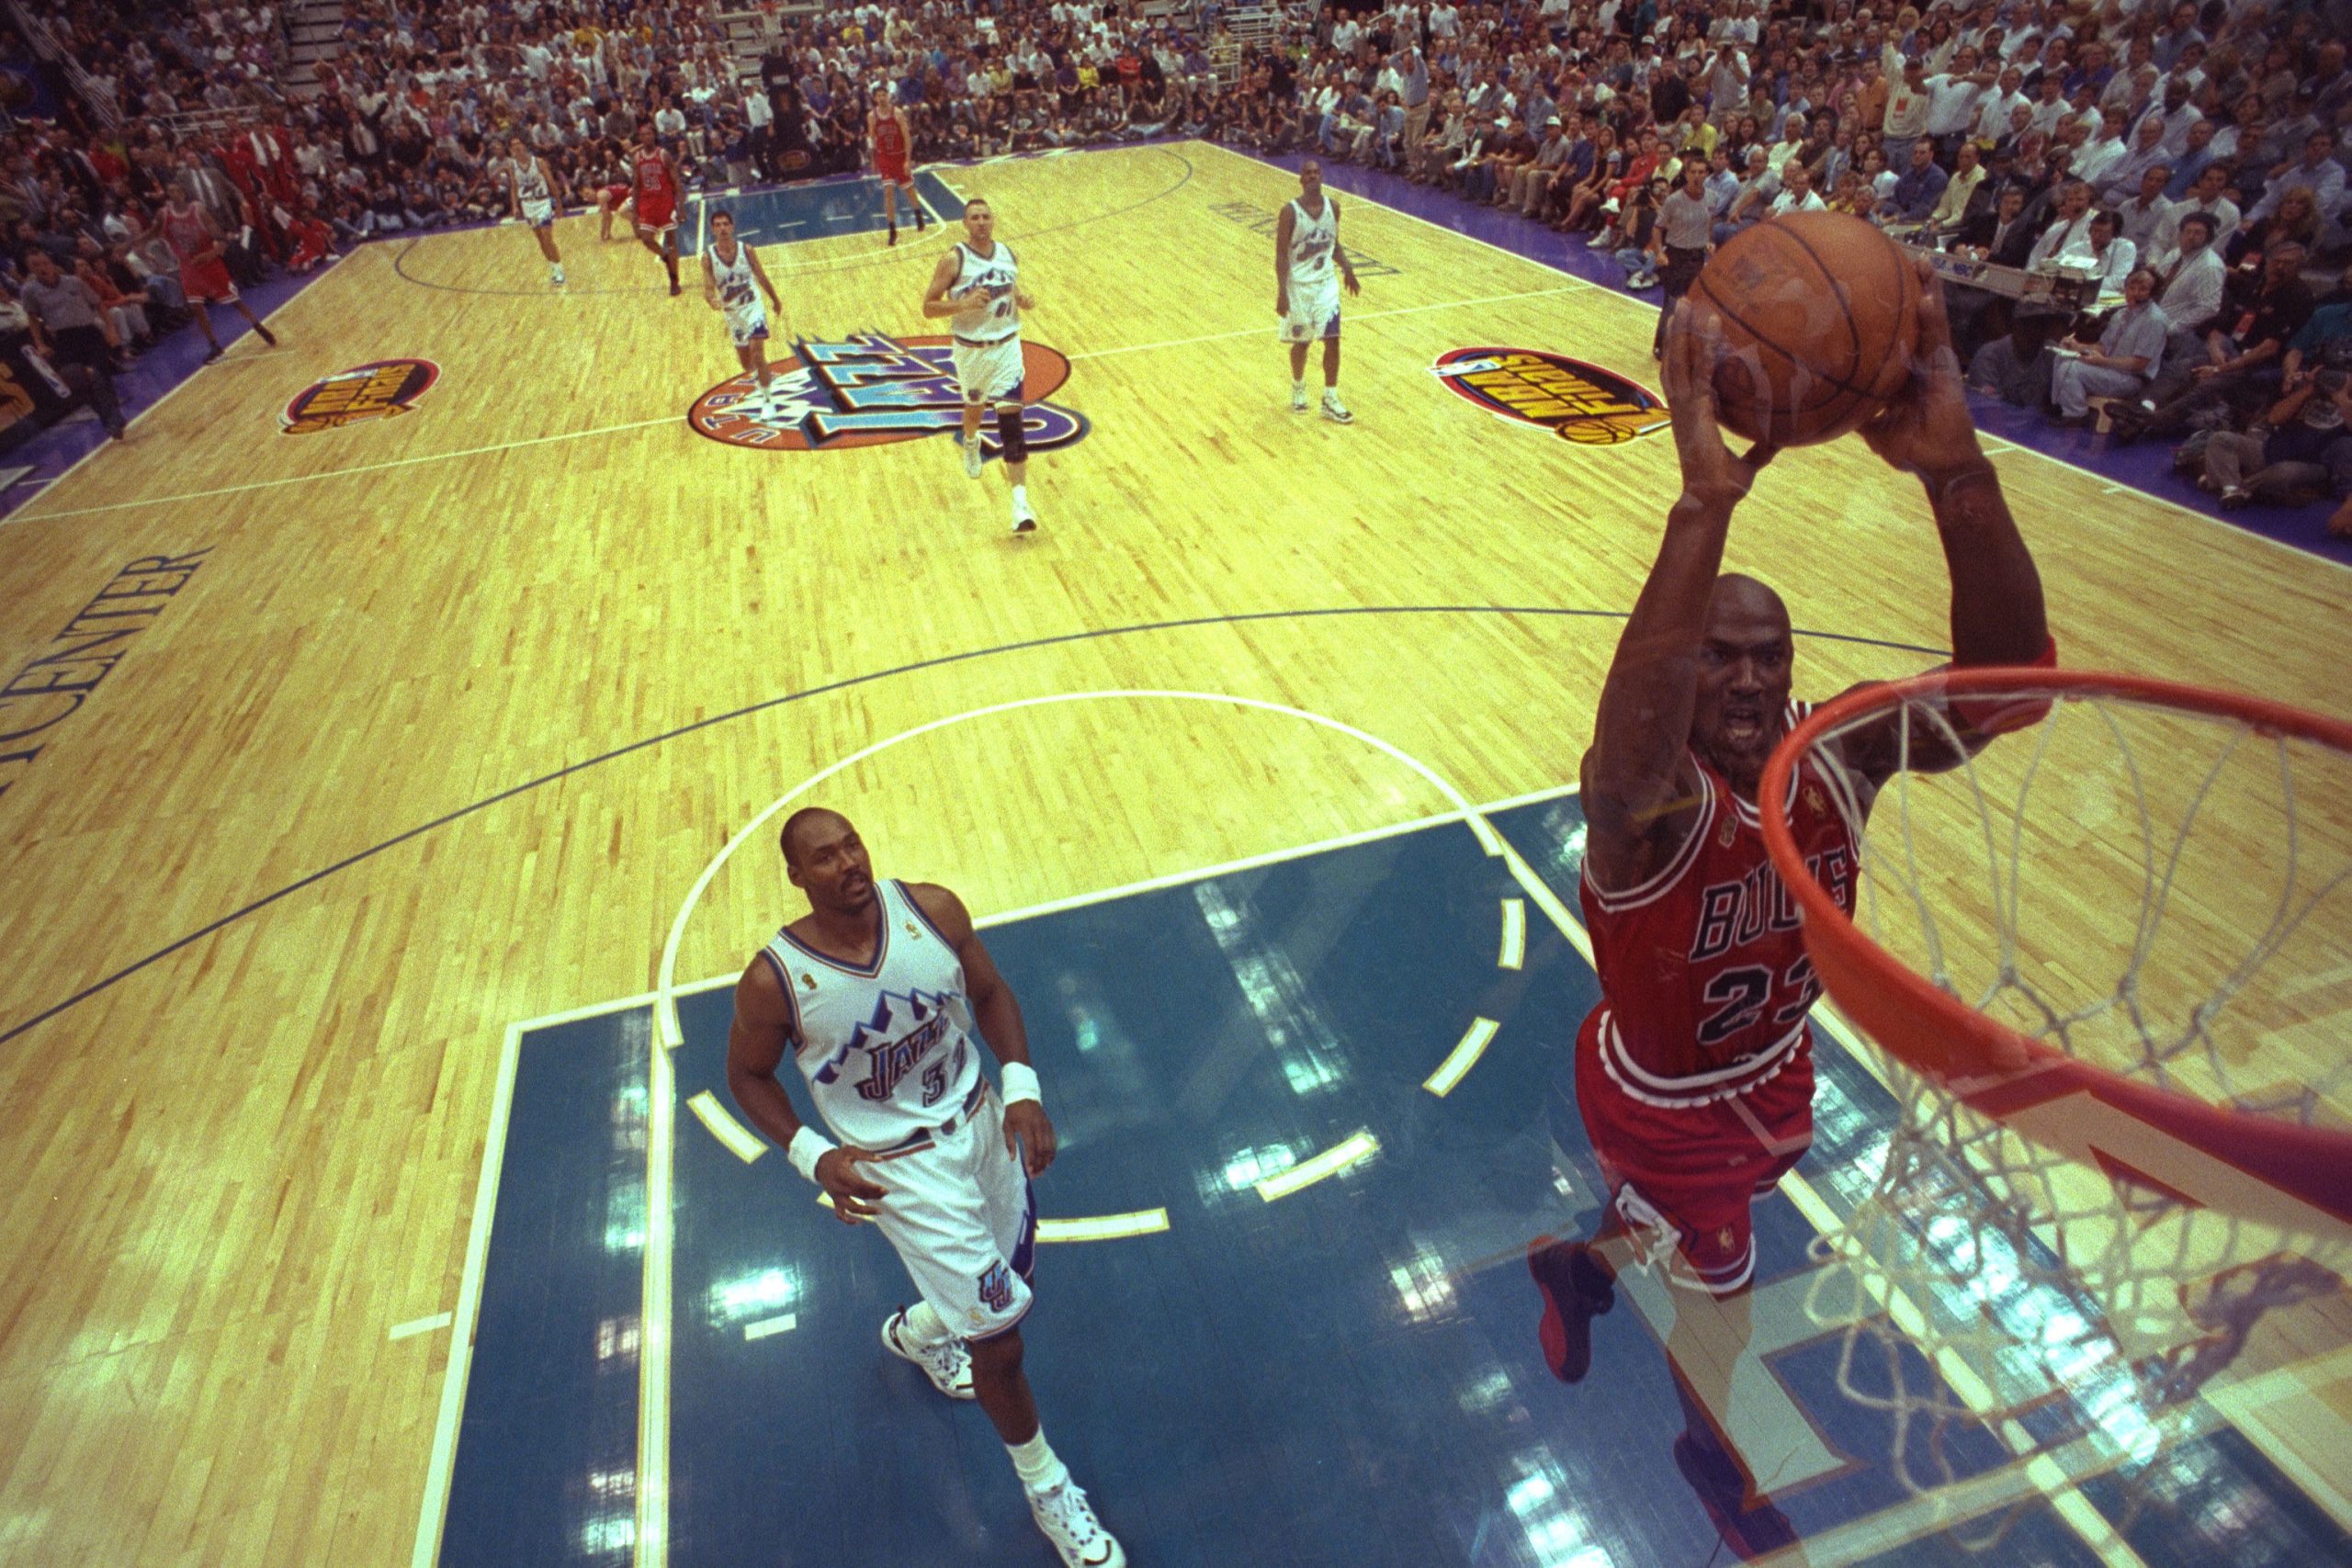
{"left": 438, "top": 793, "right": 2351, "bottom": 1567}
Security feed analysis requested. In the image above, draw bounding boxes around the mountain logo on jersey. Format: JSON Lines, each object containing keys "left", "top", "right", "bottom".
{"left": 1430, "top": 346, "right": 1668, "bottom": 446}
{"left": 685, "top": 333, "right": 1091, "bottom": 457}
{"left": 280, "top": 358, "right": 440, "bottom": 434}
{"left": 811, "top": 985, "right": 961, "bottom": 1102}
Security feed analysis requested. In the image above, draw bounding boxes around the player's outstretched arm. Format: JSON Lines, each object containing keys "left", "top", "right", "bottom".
{"left": 909, "top": 882, "right": 1056, "bottom": 1177}
{"left": 727, "top": 960, "right": 887, "bottom": 1220}
{"left": 920, "top": 249, "right": 960, "bottom": 318}
{"left": 747, "top": 247, "right": 781, "bottom": 311}
{"left": 1581, "top": 306, "right": 1776, "bottom": 886}
{"left": 1858, "top": 260, "right": 2047, "bottom": 670}
{"left": 1836, "top": 259, "right": 2052, "bottom": 785}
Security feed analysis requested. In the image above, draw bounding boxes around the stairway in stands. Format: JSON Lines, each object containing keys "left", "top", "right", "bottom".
{"left": 281, "top": 0, "right": 343, "bottom": 99}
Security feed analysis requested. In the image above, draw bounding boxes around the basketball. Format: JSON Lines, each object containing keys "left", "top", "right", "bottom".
{"left": 1686, "top": 212, "right": 1922, "bottom": 447}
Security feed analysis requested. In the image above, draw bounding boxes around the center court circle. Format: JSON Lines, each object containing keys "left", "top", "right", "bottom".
{"left": 684, "top": 333, "right": 1091, "bottom": 455}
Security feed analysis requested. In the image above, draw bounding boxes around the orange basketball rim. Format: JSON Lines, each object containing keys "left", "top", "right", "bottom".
{"left": 1759, "top": 664, "right": 2352, "bottom": 1230}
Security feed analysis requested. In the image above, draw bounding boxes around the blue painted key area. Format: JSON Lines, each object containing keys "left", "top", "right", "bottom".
{"left": 436, "top": 795, "right": 2348, "bottom": 1566}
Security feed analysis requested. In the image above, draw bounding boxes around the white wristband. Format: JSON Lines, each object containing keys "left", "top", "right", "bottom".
{"left": 1000, "top": 1061, "right": 1042, "bottom": 1106}
{"left": 786, "top": 1125, "right": 835, "bottom": 1184}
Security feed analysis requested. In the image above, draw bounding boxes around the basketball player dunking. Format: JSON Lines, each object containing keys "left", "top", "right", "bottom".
{"left": 628, "top": 121, "right": 685, "bottom": 296}
{"left": 727, "top": 809, "right": 1125, "bottom": 1568}
{"left": 1530, "top": 267, "right": 2052, "bottom": 1554}
{"left": 922, "top": 197, "right": 1039, "bottom": 534}
{"left": 1274, "top": 159, "right": 1360, "bottom": 423}
{"left": 149, "top": 186, "right": 277, "bottom": 365}
{"left": 701, "top": 208, "right": 784, "bottom": 415}
{"left": 504, "top": 133, "right": 565, "bottom": 288}
{"left": 871, "top": 87, "right": 926, "bottom": 246}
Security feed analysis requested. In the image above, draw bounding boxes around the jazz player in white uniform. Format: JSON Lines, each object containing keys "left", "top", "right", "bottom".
{"left": 700, "top": 208, "right": 785, "bottom": 416}
{"left": 1274, "top": 158, "right": 1362, "bottom": 423}
{"left": 726, "top": 808, "right": 1125, "bottom": 1568}
{"left": 504, "top": 132, "right": 565, "bottom": 287}
{"left": 922, "top": 197, "right": 1040, "bottom": 534}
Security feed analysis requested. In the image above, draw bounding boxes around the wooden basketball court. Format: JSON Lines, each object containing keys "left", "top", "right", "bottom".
{"left": 1, "top": 141, "right": 2346, "bottom": 1566}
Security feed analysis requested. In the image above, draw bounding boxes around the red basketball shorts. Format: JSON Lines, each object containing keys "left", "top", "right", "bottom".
{"left": 636, "top": 189, "right": 676, "bottom": 232}
{"left": 1573, "top": 1008, "right": 1814, "bottom": 1296}
{"left": 877, "top": 152, "right": 911, "bottom": 187}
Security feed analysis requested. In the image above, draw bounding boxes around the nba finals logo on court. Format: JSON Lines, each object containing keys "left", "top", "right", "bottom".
{"left": 1430, "top": 347, "right": 1668, "bottom": 446}
{"left": 279, "top": 358, "right": 441, "bottom": 435}
{"left": 685, "top": 333, "right": 1090, "bottom": 457}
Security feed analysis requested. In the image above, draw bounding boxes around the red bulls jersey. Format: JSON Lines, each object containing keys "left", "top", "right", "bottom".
{"left": 873, "top": 113, "right": 907, "bottom": 161}
{"left": 1578, "top": 701, "right": 1860, "bottom": 1109}
{"left": 634, "top": 149, "right": 675, "bottom": 200}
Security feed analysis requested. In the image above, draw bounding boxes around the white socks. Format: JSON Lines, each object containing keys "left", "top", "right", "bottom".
{"left": 1292, "top": 378, "right": 1305, "bottom": 395}
{"left": 1008, "top": 1429, "right": 1070, "bottom": 1495}
{"left": 903, "top": 1300, "right": 952, "bottom": 1347}
{"left": 1012, "top": 482, "right": 1029, "bottom": 507}
{"left": 550, "top": 265, "right": 564, "bottom": 282}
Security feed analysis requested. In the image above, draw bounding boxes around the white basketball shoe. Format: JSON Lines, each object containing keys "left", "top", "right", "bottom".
{"left": 963, "top": 436, "right": 985, "bottom": 479}
{"left": 1291, "top": 383, "right": 1308, "bottom": 413}
{"left": 1321, "top": 390, "right": 1353, "bottom": 424}
{"left": 880, "top": 1308, "right": 975, "bottom": 1400}
{"left": 1028, "top": 1479, "right": 1125, "bottom": 1567}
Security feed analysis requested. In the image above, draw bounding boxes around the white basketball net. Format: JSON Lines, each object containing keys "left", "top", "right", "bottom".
{"left": 1785, "top": 682, "right": 2352, "bottom": 1547}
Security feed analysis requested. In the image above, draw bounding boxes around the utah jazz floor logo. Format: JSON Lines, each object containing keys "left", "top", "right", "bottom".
{"left": 687, "top": 333, "right": 1091, "bottom": 457}
{"left": 1431, "top": 346, "right": 1668, "bottom": 446}
{"left": 280, "top": 358, "right": 439, "bottom": 434}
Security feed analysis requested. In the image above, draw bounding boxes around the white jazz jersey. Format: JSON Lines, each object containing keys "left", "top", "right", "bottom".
{"left": 948, "top": 240, "right": 1021, "bottom": 345}
{"left": 768, "top": 878, "right": 983, "bottom": 1149}
{"left": 1281, "top": 195, "right": 1343, "bottom": 343}
{"left": 513, "top": 158, "right": 554, "bottom": 226}
{"left": 708, "top": 237, "right": 769, "bottom": 348}
{"left": 760, "top": 878, "right": 1036, "bottom": 1338}
{"left": 1284, "top": 195, "right": 1339, "bottom": 288}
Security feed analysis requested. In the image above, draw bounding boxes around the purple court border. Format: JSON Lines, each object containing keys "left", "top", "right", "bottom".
{"left": 0, "top": 259, "right": 345, "bottom": 521}
{"left": 1235, "top": 143, "right": 2352, "bottom": 570}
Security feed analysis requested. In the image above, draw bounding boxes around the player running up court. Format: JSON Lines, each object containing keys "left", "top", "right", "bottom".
{"left": 922, "top": 197, "right": 1039, "bottom": 534}
{"left": 1274, "top": 159, "right": 1360, "bottom": 423}
{"left": 702, "top": 209, "right": 784, "bottom": 415}
{"left": 505, "top": 134, "right": 565, "bottom": 287}
{"left": 726, "top": 809, "right": 1125, "bottom": 1568}
{"left": 149, "top": 186, "right": 277, "bottom": 365}
{"left": 872, "top": 87, "right": 926, "bottom": 246}
{"left": 1529, "top": 267, "right": 2052, "bottom": 1555}
{"left": 628, "top": 122, "right": 685, "bottom": 295}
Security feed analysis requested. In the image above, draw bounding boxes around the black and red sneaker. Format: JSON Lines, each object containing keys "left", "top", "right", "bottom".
{"left": 1673, "top": 1432, "right": 1798, "bottom": 1561}
{"left": 1529, "top": 1238, "right": 1614, "bottom": 1383}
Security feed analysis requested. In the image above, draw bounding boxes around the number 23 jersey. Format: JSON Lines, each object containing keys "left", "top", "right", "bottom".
{"left": 1577, "top": 700, "right": 1860, "bottom": 1106}
{"left": 765, "top": 879, "right": 984, "bottom": 1149}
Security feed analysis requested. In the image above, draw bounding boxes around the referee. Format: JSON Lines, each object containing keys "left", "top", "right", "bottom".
{"left": 18, "top": 250, "right": 126, "bottom": 440}
{"left": 1653, "top": 157, "right": 1714, "bottom": 359}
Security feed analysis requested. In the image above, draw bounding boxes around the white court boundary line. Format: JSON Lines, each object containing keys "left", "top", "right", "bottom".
{"left": 14, "top": 413, "right": 681, "bottom": 523}
{"left": 409, "top": 1019, "right": 526, "bottom": 1568}
{"left": 11, "top": 280, "right": 1572, "bottom": 524}
{"left": 1190, "top": 138, "right": 2350, "bottom": 581}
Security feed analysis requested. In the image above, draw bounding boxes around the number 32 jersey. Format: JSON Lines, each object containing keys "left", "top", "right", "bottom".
{"left": 1578, "top": 701, "right": 1859, "bottom": 1108}
{"left": 764, "top": 879, "right": 984, "bottom": 1149}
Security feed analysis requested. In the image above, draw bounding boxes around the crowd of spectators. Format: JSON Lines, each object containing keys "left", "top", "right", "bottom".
{"left": 0, "top": 0, "right": 2343, "bottom": 530}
